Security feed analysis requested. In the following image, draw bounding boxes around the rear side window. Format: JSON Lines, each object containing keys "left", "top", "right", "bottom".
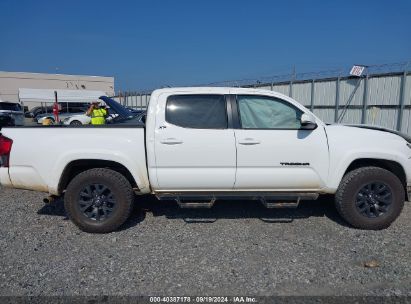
{"left": 166, "top": 95, "right": 227, "bottom": 129}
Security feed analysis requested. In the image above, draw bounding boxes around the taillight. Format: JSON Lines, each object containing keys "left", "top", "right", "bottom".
{"left": 0, "top": 135, "right": 13, "bottom": 167}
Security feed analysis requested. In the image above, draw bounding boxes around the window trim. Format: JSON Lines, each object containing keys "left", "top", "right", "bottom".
{"left": 165, "top": 94, "right": 230, "bottom": 130}
{"left": 233, "top": 94, "right": 305, "bottom": 130}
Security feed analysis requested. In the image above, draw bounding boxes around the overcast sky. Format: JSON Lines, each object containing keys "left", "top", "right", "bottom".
{"left": 1, "top": 0, "right": 410, "bottom": 91}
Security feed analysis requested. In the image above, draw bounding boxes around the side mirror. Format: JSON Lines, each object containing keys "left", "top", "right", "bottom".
{"left": 300, "top": 113, "right": 317, "bottom": 130}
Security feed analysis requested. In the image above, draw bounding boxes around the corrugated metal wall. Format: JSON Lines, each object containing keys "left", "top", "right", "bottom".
{"left": 291, "top": 82, "right": 311, "bottom": 107}
{"left": 258, "top": 72, "right": 411, "bottom": 136}
{"left": 116, "top": 71, "right": 411, "bottom": 136}
{"left": 114, "top": 93, "right": 150, "bottom": 110}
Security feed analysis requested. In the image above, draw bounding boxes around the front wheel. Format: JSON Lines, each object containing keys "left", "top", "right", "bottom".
{"left": 335, "top": 166, "right": 405, "bottom": 230}
{"left": 64, "top": 168, "right": 134, "bottom": 233}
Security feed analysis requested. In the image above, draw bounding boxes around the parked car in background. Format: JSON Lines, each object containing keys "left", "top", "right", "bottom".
{"left": 24, "top": 106, "right": 53, "bottom": 118}
{"left": 62, "top": 114, "right": 91, "bottom": 125}
{"left": 127, "top": 110, "right": 146, "bottom": 124}
{"left": 0, "top": 101, "right": 24, "bottom": 127}
{"left": 37, "top": 111, "right": 84, "bottom": 124}
{"left": 125, "top": 107, "right": 145, "bottom": 116}
{"left": 26, "top": 103, "right": 89, "bottom": 121}
{"left": 36, "top": 105, "right": 89, "bottom": 124}
{"left": 62, "top": 108, "right": 119, "bottom": 125}
{"left": 62, "top": 108, "right": 145, "bottom": 125}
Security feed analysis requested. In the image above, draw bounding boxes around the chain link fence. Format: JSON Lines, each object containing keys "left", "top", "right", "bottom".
{"left": 113, "top": 61, "right": 411, "bottom": 135}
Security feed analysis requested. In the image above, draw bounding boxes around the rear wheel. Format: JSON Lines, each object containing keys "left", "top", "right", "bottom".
{"left": 335, "top": 166, "right": 404, "bottom": 230}
{"left": 64, "top": 168, "right": 134, "bottom": 233}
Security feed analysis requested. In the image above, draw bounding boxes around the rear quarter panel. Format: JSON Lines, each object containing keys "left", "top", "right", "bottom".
{"left": 1, "top": 126, "right": 150, "bottom": 195}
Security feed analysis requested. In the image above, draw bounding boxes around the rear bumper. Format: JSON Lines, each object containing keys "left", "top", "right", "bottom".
{"left": 0, "top": 168, "right": 12, "bottom": 187}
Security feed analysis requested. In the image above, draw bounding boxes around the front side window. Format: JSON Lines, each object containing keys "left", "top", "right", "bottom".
{"left": 237, "top": 95, "right": 302, "bottom": 129}
{"left": 166, "top": 94, "right": 227, "bottom": 129}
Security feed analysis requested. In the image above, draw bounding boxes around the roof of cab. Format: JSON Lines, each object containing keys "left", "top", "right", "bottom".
{"left": 153, "top": 86, "right": 268, "bottom": 93}
{"left": 151, "top": 87, "right": 290, "bottom": 99}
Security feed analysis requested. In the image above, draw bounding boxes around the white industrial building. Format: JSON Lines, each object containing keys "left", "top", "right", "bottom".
{"left": 0, "top": 71, "right": 115, "bottom": 109}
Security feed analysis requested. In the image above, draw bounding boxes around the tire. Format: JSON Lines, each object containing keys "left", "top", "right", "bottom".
{"left": 335, "top": 166, "right": 405, "bottom": 230}
{"left": 64, "top": 168, "right": 134, "bottom": 233}
{"left": 70, "top": 120, "right": 82, "bottom": 126}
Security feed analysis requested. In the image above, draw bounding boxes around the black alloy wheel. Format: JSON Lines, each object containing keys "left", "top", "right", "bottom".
{"left": 78, "top": 183, "right": 116, "bottom": 221}
{"left": 335, "top": 166, "right": 405, "bottom": 230}
{"left": 64, "top": 168, "right": 134, "bottom": 233}
{"left": 355, "top": 182, "right": 393, "bottom": 218}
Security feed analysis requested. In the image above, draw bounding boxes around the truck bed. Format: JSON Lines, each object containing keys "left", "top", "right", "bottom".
{"left": 0, "top": 125, "right": 149, "bottom": 195}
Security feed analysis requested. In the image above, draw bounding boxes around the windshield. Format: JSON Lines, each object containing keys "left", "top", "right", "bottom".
{"left": 0, "top": 102, "right": 22, "bottom": 111}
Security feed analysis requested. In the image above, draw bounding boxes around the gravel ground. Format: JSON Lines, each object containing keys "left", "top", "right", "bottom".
{"left": 0, "top": 185, "right": 410, "bottom": 297}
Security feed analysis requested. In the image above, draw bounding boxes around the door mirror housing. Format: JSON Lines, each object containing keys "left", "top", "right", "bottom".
{"left": 300, "top": 113, "right": 317, "bottom": 130}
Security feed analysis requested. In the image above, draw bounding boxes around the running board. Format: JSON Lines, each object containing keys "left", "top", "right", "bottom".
{"left": 260, "top": 197, "right": 300, "bottom": 208}
{"left": 156, "top": 192, "right": 319, "bottom": 209}
{"left": 176, "top": 198, "right": 216, "bottom": 209}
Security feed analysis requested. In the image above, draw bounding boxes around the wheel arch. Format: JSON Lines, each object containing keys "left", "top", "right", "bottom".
{"left": 343, "top": 158, "right": 407, "bottom": 200}
{"left": 58, "top": 159, "right": 138, "bottom": 194}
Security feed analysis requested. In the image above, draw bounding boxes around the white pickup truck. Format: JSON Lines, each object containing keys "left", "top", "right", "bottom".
{"left": 1, "top": 87, "right": 410, "bottom": 233}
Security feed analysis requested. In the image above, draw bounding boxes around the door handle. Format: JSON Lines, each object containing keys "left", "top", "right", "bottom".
{"left": 238, "top": 138, "right": 261, "bottom": 145}
{"left": 160, "top": 138, "right": 183, "bottom": 145}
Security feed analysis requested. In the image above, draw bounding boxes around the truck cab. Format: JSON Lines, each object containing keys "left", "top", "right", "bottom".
{"left": 145, "top": 88, "right": 329, "bottom": 193}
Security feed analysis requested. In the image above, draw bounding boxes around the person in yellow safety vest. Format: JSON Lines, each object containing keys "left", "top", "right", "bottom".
{"left": 86, "top": 101, "right": 108, "bottom": 125}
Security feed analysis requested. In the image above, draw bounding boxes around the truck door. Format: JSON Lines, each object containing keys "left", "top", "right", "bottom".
{"left": 153, "top": 93, "right": 236, "bottom": 190}
{"left": 232, "top": 94, "right": 329, "bottom": 191}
